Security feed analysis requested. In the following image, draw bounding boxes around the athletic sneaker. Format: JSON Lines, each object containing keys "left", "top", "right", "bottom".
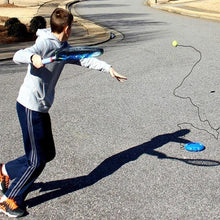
{"left": 0, "top": 164, "right": 9, "bottom": 194}
{"left": 0, "top": 198, "right": 25, "bottom": 218}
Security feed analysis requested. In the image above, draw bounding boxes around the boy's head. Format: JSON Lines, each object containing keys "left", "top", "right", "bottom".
{"left": 50, "top": 8, "right": 73, "bottom": 34}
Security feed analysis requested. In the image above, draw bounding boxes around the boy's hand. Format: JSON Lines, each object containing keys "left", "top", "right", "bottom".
{"left": 109, "top": 67, "right": 127, "bottom": 83}
{"left": 31, "top": 54, "right": 44, "bottom": 69}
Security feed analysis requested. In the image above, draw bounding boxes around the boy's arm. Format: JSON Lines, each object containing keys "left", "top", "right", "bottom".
{"left": 13, "top": 39, "right": 44, "bottom": 68}
{"left": 14, "top": 49, "right": 44, "bottom": 69}
{"left": 109, "top": 67, "right": 127, "bottom": 83}
{"left": 13, "top": 48, "right": 35, "bottom": 64}
{"left": 79, "top": 57, "right": 127, "bottom": 82}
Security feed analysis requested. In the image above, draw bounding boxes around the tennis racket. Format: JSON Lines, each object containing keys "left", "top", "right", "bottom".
{"left": 42, "top": 46, "right": 104, "bottom": 64}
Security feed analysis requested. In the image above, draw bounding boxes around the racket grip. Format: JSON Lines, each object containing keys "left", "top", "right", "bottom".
{"left": 42, "top": 57, "right": 55, "bottom": 65}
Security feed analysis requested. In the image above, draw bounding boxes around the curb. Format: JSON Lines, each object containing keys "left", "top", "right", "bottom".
{"left": 146, "top": 0, "right": 220, "bottom": 22}
{"left": 67, "top": 0, "right": 124, "bottom": 45}
{"left": 159, "top": 5, "right": 220, "bottom": 22}
{"left": 67, "top": 0, "right": 111, "bottom": 46}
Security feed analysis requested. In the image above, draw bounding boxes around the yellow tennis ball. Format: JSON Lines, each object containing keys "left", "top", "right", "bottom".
{"left": 172, "top": 40, "right": 178, "bottom": 47}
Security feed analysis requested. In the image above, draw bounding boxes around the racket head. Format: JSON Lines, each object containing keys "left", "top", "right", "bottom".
{"left": 55, "top": 46, "right": 104, "bottom": 60}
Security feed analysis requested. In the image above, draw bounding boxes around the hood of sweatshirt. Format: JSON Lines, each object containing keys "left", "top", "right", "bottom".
{"left": 36, "top": 28, "right": 57, "bottom": 41}
{"left": 36, "top": 28, "right": 67, "bottom": 54}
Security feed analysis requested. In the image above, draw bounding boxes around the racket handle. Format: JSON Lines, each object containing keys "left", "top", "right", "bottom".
{"left": 42, "top": 56, "right": 56, "bottom": 65}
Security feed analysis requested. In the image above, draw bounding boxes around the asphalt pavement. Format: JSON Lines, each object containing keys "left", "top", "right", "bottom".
{"left": 0, "top": 0, "right": 219, "bottom": 219}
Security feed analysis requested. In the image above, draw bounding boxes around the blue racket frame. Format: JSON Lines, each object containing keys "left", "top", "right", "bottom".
{"left": 42, "top": 46, "right": 103, "bottom": 65}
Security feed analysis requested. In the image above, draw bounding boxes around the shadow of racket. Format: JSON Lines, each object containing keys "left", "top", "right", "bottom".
{"left": 164, "top": 156, "right": 220, "bottom": 167}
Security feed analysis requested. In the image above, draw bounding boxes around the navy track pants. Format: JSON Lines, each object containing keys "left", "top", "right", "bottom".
{"left": 5, "top": 102, "right": 56, "bottom": 205}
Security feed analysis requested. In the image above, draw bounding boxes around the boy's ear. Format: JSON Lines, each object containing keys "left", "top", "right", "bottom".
{"left": 64, "top": 26, "right": 69, "bottom": 33}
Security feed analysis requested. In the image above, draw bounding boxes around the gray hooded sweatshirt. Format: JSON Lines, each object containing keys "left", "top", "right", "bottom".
{"left": 13, "top": 29, "right": 111, "bottom": 113}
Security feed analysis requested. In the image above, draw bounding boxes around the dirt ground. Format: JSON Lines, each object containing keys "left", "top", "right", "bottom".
{"left": 0, "top": 4, "right": 29, "bottom": 44}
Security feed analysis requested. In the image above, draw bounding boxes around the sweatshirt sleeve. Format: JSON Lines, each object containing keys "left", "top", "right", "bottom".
{"left": 13, "top": 39, "right": 44, "bottom": 64}
{"left": 79, "top": 57, "right": 112, "bottom": 73}
{"left": 13, "top": 49, "right": 35, "bottom": 64}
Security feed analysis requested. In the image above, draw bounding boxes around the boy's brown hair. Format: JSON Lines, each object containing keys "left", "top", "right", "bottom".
{"left": 50, "top": 8, "right": 73, "bottom": 33}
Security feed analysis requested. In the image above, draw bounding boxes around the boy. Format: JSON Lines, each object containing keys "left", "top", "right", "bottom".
{"left": 0, "top": 8, "right": 127, "bottom": 218}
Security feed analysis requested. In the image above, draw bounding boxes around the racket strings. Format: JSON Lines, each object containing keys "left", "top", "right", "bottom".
{"left": 173, "top": 45, "right": 220, "bottom": 140}
{"left": 56, "top": 48, "right": 103, "bottom": 61}
{"left": 58, "top": 52, "right": 102, "bottom": 61}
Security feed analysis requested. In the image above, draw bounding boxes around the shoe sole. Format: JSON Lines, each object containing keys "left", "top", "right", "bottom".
{"left": 0, "top": 185, "right": 7, "bottom": 195}
{"left": 0, "top": 208, "right": 23, "bottom": 218}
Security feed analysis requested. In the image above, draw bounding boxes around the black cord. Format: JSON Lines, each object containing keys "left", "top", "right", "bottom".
{"left": 173, "top": 44, "right": 220, "bottom": 140}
